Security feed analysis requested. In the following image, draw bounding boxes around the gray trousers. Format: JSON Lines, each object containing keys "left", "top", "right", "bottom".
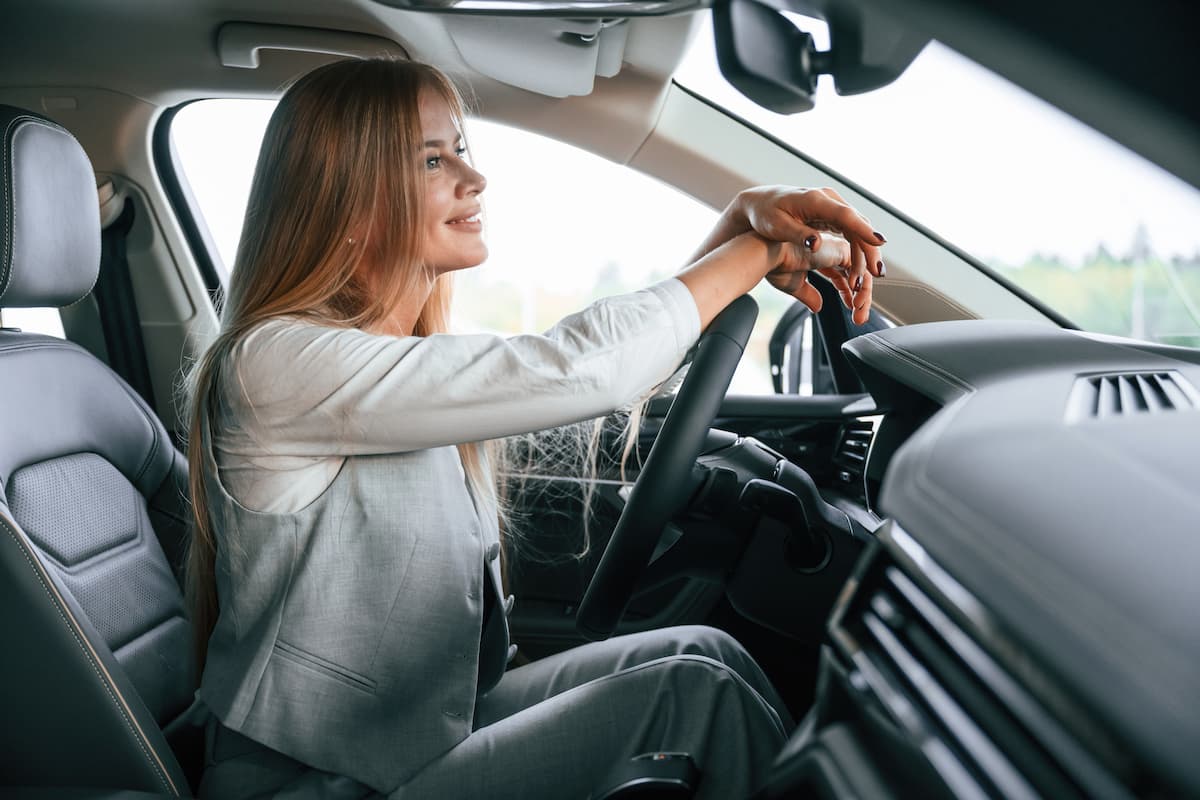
{"left": 200, "top": 625, "right": 793, "bottom": 799}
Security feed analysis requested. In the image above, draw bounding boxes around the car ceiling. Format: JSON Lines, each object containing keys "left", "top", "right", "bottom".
{"left": 5, "top": 0, "right": 1197, "bottom": 193}
{"left": 0, "top": 0, "right": 693, "bottom": 106}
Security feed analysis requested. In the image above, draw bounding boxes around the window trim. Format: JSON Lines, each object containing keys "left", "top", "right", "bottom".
{"left": 151, "top": 102, "right": 226, "bottom": 311}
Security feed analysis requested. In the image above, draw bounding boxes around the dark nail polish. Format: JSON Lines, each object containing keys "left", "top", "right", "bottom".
{"left": 854, "top": 275, "right": 863, "bottom": 291}
{"left": 878, "top": 261, "right": 887, "bottom": 277}
{"left": 873, "top": 231, "right": 887, "bottom": 243}
{"left": 804, "top": 235, "right": 817, "bottom": 249}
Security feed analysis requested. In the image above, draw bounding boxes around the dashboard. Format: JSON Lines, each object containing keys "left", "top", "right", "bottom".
{"left": 772, "top": 320, "right": 1200, "bottom": 798}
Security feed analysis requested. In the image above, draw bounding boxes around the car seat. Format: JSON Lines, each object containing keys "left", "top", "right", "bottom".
{"left": 0, "top": 105, "right": 200, "bottom": 795}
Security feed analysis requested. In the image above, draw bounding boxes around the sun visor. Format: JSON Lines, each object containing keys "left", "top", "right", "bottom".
{"left": 444, "top": 16, "right": 630, "bottom": 97}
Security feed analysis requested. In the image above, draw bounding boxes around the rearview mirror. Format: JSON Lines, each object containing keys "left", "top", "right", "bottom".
{"left": 712, "top": 0, "right": 929, "bottom": 113}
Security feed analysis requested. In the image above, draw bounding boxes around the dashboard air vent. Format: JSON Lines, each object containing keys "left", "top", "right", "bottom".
{"left": 832, "top": 417, "right": 878, "bottom": 498}
{"left": 829, "top": 536, "right": 1134, "bottom": 800}
{"left": 1066, "top": 371, "right": 1200, "bottom": 422}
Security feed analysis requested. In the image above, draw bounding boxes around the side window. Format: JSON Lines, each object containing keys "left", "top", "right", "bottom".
{"left": 170, "top": 100, "right": 792, "bottom": 393}
{"left": 0, "top": 307, "right": 64, "bottom": 338}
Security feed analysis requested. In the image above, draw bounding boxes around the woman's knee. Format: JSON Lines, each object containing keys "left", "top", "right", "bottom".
{"left": 645, "top": 656, "right": 788, "bottom": 741}
{"left": 669, "top": 624, "right": 752, "bottom": 664}
{"left": 663, "top": 627, "right": 793, "bottom": 730}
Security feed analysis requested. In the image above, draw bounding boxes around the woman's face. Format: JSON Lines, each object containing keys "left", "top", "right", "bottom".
{"left": 419, "top": 90, "right": 488, "bottom": 274}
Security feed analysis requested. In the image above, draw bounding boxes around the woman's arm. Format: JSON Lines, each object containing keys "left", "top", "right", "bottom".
{"left": 221, "top": 188, "right": 882, "bottom": 456}
{"left": 223, "top": 281, "right": 701, "bottom": 456}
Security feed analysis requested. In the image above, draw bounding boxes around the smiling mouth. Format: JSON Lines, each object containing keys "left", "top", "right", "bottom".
{"left": 446, "top": 213, "right": 481, "bottom": 225}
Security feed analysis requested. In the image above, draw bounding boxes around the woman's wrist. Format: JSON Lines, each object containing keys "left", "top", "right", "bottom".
{"left": 677, "top": 231, "right": 777, "bottom": 330}
{"left": 727, "top": 189, "right": 754, "bottom": 232}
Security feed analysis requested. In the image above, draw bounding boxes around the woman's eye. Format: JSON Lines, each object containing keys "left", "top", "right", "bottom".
{"left": 425, "top": 155, "right": 442, "bottom": 170}
{"left": 455, "top": 146, "right": 468, "bottom": 158}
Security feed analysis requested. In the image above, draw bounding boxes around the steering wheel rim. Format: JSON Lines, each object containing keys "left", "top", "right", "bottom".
{"left": 576, "top": 294, "right": 759, "bottom": 640}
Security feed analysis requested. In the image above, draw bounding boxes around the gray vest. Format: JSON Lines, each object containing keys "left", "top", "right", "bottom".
{"left": 196, "top": 444, "right": 510, "bottom": 792}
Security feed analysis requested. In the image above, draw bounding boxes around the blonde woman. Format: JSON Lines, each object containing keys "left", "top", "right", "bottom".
{"left": 187, "top": 58, "right": 885, "bottom": 799}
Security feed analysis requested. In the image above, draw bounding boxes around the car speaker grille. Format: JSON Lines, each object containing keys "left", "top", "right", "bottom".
{"left": 1066, "top": 371, "right": 1199, "bottom": 422}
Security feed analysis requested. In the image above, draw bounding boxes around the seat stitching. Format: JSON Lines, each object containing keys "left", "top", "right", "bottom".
{"left": 0, "top": 114, "right": 28, "bottom": 299}
{"left": 134, "top": 419, "right": 162, "bottom": 485}
{"left": 0, "top": 338, "right": 84, "bottom": 355}
{"left": 0, "top": 512, "right": 179, "bottom": 795}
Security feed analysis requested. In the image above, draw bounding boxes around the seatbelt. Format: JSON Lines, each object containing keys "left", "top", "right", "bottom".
{"left": 93, "top": 195, "right": 157, "bottom": 410}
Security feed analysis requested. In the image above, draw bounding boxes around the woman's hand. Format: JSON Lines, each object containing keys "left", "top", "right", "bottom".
{"left": 763, "top": 231, "right": 878, "bottom": 321}
{"left": 764, "top": 233, "right": 876, "bottom": 325}
{"left": 693, "top": 185, "right": 887, "bottom": 324}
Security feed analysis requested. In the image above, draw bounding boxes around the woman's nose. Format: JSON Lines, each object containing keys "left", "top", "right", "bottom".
{"left": 458, "top": 162, "right": 486, "bottom": 198}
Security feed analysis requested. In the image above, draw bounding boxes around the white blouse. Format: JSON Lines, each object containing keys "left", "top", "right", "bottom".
{"left": 214, "top": 278, "right": 701, "bottom": 513}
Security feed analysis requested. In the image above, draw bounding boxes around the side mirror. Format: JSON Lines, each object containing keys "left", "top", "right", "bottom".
{"left": 768, "top": 301, "right": 836, "bottom": 395}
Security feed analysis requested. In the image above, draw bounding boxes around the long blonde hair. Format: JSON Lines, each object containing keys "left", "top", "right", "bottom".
{"left": 184, "top": 58, "right": 490, "bottom": 673}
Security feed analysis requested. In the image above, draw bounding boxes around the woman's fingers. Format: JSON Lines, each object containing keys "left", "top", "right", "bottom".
{"left": 810, "top": 188, "right": 887, "bottom": 277}
{"left": 766, "top": 270, "right": 823, "bottom": 313}
{"left": 795, "top": 276, "right": 823, "bottom": 313}
{"left": 817, "top": 267, "right": 855, "bottom": 310}
{"left": 760, "top": 213, "right": 826, "bottom": 254}
{"left": 851, "top": 270, "right": 874, "bottom": 325}
{"left": 747, "top": 187, "right": 886, "bottom": 259}
{"left": 797, "top": 191, "right": 881, "bottom": 246}
{"left": 808, "top": 233, "right": 851, "bottom": 272}
{"left": 769, "top": 266, "right": 871, "bottom": 322}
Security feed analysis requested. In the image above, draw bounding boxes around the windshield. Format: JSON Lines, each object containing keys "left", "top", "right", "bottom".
{"left": 676, "top": 14, "right": 1200, "bottom": 347}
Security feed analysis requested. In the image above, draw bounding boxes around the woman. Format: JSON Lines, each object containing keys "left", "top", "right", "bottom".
{"left": 187, "top": 58, "right": 885, "bottom": 799}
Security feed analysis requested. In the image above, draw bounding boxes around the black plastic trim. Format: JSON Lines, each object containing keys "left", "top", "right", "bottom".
{"left": 150, "top": 103, "right": 224, "bottom": 311}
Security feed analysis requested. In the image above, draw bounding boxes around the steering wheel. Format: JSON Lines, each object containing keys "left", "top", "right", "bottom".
{"left": 576, "top": 294, "right": 759, "bottom": 640}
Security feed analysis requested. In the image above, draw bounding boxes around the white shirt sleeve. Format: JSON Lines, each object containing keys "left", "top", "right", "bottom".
{"left": 222, "top": 278, "right": 700, "bottom": 458}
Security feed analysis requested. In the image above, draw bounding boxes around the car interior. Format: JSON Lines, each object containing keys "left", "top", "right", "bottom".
{"left": 1, "top": 0, "right": 1198, "bottom": 798}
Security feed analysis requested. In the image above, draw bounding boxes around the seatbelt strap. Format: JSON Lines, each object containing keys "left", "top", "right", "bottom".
{"left": 94, "top": 197, "right": 157, "bottom": 410}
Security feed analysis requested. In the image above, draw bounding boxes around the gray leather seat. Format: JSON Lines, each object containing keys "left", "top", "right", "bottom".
{"left": 0, "top": 105, "right": 199, "bottom": 795}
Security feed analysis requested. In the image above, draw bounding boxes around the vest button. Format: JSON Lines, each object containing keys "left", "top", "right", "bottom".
{"left": 485, "top": 542, "right": 500, "bottom": 562}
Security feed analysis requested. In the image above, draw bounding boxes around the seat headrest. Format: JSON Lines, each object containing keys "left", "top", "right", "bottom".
{"left": 0, "top": 105, "right": 101, "bottom": 309}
